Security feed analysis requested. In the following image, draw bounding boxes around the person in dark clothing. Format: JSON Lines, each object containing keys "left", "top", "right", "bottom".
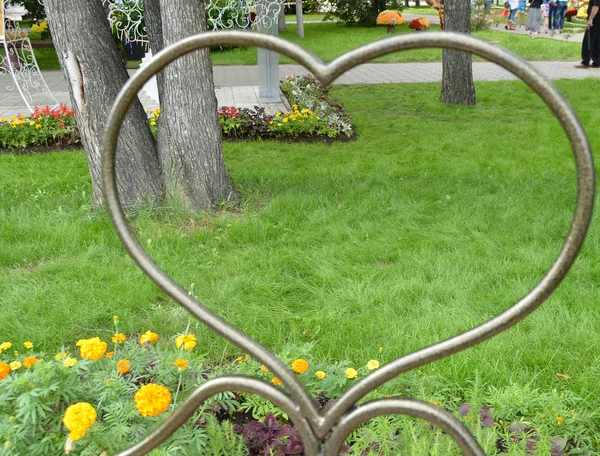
{"left": 575, "top": 0, "right": 600, "bottom": 68}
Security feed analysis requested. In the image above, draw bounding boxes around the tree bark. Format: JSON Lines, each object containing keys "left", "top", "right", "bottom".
{"left": 154, "top": 0, "right": 234, "bottom": 210}
{"left": 278, "top": 3, "right": 287, "bottom": 32}
{"left": 44, "top": 0, "right": 164, "bottom": 207}
{"left": 296, "top": 0, "right": 304, "bottom": 38}
{"left": 441, "top": 0, "right": 476, "bottom": 105}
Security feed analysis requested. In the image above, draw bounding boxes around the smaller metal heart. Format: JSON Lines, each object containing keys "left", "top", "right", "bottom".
{"left": 103, "top": 31, "right": 595, "bottom": 456}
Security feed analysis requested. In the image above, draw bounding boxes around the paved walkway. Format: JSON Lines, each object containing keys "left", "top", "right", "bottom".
{"left": 1, "top": 39, "right": 597, "bottom": 117}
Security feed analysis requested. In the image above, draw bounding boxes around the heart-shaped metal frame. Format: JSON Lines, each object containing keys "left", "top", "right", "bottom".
{"left": 101, "top": 31, "right": 595, "bottom": 456}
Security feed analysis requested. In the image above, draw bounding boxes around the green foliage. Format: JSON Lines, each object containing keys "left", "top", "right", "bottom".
{"left": 7, "top": 0, "right": 46, "bottom": 22}
{"left": 325, "top": 0, "right": 398, "bottom": 26}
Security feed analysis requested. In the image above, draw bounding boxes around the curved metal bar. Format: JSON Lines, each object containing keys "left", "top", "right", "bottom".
{"left": 102, "top": 30, "right": 595, "bottom": 452}
{"left": 325, "top": 398, "right": 485, "bottom": 456}
{"left": 115, "top": 376, "right": 319, "bottom": 456}
{"left": 101, "top": 31, "right": 326, "bottom": 433}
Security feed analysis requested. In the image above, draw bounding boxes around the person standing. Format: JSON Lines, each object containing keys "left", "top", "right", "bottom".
{"left": 575, "top": 0, "right": 600, "bottom": 68}
{"left": 526, "top": 0, "right": 543, "bottom": 33}
{"left": 541, "top": 0, "right": 550, "bottom": 32}
{"left": 548, "top": 0, "right": 557, "bottom": 32}
{"left": 553, "top": 0, "right": 568, "bottom": 32}
{"left": 505, "top": 0, "right": 520, "bottom": 29}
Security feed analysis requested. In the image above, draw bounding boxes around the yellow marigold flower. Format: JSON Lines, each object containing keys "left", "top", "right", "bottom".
{"left": 0, "top": 362, "right": 9, "bottom": 380}
{"left": 63, "top": 402, "right": 97, "bottom": 441}
{"left": 236, "top": 356, "right": 243, "bottom": 363}
{"left": 140, "top": 331, "right": 158, "bottom": 345}
{"left": 112, "top": 333, "right": 126, "bottom": 344}
{"left": 63, "top": 358, "right": 77, "bottom": 368}
{"left": 76, "top": 337, "right": 107, "bottom": 360}
{"left": 173, "top": 359, "right": 189, "bottom": 372}
{"left": 556, "top": 416, "right": 565, "bottom": 424}
{"left": 345, "top": 368, "right": 358, "bottom": 379}
{"left": 315, "top": 370, "right": 326, "bottom": 379}
{"left": 35, "top": 124, "right": 42, "bottom": 129}
{"left": 23, "top": 356, "right": 39, "bottom": 368}
{"left": 9, "top": 361, "right": 22, "bottom": 371}
{"left": 113, "top": 315, "right": 119, "bottom": 323}
{"left": 105, "top": 351, "right": 114, "bottom": 359}
{"left": 429, "top": 401, "right": 439, "bottom": 407}
{"left": 23, "top": 341, "right": 33, "bottom": 349}
{"left": 116, "top": 359, "right": 131, "bottom": 374}
{"left": 271, "top": 377, "right": 283, "bottom": 386}
{"left": 379, "top": 346, "right": 383, "bottom": 353}
{"left": 29, "top": 121, "right": 35, "bottom": 126}
{"left": 135, "top": 384, "right": 172, "bottom": 417}
{"left": 175, "top": 334, "right": 197, "bottom": 351}
{"left": 283, "top": 118, "right": 288, "bottom": 123}
{"left": 0, "top": 342, "right": 12, "bottom": 353}
{"left": 291, "top": 359, "right": 309, "bottom": 374}
{"left": 261, "top": 364, "right": 269, "bottom": 372}
{"left": 367, "top": 360, "right": 380, "bottom": 370}
{"left": 55, "top": 352, "right": 68, "bottom": 360}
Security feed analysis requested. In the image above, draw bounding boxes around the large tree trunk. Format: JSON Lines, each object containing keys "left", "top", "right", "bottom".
{"left": 150, "top": 0, "right": 234, "bottom": 210}
{"left": 441, "top": 0, "right": 476, "bottom": 105}
{"left": 44, "top": 0, "right": 164, "bottom": 207}
{"left": 278, "top": 3, "right": 287, "bottom": 32}
{"left": 296, "top": 0, "right": 304, "bottom": 38}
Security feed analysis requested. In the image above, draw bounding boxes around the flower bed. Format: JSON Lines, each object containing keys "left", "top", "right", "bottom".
{"left": 0, "top": 105, "right": 79, "bottom": 150}
{"left": 0, "top": 315, "right": 584, "bottom": 455}
{"left": 1, "top": 77, "right": 354, "bottom": 151}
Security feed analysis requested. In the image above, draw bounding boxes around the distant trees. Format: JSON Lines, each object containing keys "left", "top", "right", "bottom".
{"left": 326, "top": 0, "right": 402, "bottom": 26}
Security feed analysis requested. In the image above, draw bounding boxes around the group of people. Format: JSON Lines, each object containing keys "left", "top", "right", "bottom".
{"left": 502, "top": 0, "right": 600, "bottom": 69}
{"left": 503, "top": 0, "right": 569, "bottom": 33}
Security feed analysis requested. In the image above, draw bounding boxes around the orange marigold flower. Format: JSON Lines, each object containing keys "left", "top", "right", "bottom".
{"left": 76, "top": 337, "right": 107, "bottom": 360}
{"left": 135, "top": 384, "right": 172, "bottom": 417}
{"left": 111, "top": 333, "right": 126, "bottom": 344}
{"left": 261, "top": 364, "right": 269, "bottom": 372}
{"left": 23, "top": 356, "right": 39, "bottom": 368}
{"left": 105, "top": 351, "right": 114, "bottom": 359}
{"left": 140, "top": 331, "right": 158, "bottom": 345}
{"left": 173, "top": 359, "right": 189, "bottom": 371}
{"left": 175, "top": 334, "right": 197, "bottom": 351}
{"left": 556, "top": 416, "right": 565, "bottom": 424}
{"left": 0, "top": 361, "right": 9, "bottom": 380}
{"left": 63, "top": 402, "right": 97, "bottom": 441}
{"left": 291, "top": 359, "right": 309, "bottom": 374}
{"left": 271, "top": 377, "right": 283, "bottom": 386}
{"left": 116, "top": 359, "right": 131, "bottom": 374}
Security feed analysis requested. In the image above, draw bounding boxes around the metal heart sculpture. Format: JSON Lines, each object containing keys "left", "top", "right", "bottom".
{"left": 101, "top": 31, "right": 595, "bottom": 456}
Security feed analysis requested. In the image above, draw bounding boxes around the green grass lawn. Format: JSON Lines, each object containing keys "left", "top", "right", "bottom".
{"left": 24, "top": 22, "right": 579, "bottom": 70}
{"left": 212, "top": 22, "right": 580, "bottom": 64}
{"left": 2, "top": 79, "right": 600, "bottom": 451}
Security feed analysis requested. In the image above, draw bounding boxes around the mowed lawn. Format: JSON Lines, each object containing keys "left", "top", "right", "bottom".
{"left": 1, "top": 79, "right": 600, "bottom": 415}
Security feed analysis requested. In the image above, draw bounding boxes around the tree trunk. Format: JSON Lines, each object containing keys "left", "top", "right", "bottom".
{"left": 278, "top": 3, "right": 287, "bottom": 32}
{"left": 296, "top": 0, "right": 304, "bottom": 38}
{"left": 44, "top": 0, "right": 164, "bottom": 207}
{"left": 441, "top": 0, "right": 476, "bottom": 105}
{"left": 154, "top": 0, "right": 234, "bottom": 210}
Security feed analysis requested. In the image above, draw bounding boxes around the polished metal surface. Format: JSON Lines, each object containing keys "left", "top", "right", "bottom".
{"left": 101, "top": 31, "right": 595, "bottom": 455}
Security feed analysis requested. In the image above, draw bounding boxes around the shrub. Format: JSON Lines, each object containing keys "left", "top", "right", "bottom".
{"left": 325, "top": 0, "right": 393, "bottom": 26}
